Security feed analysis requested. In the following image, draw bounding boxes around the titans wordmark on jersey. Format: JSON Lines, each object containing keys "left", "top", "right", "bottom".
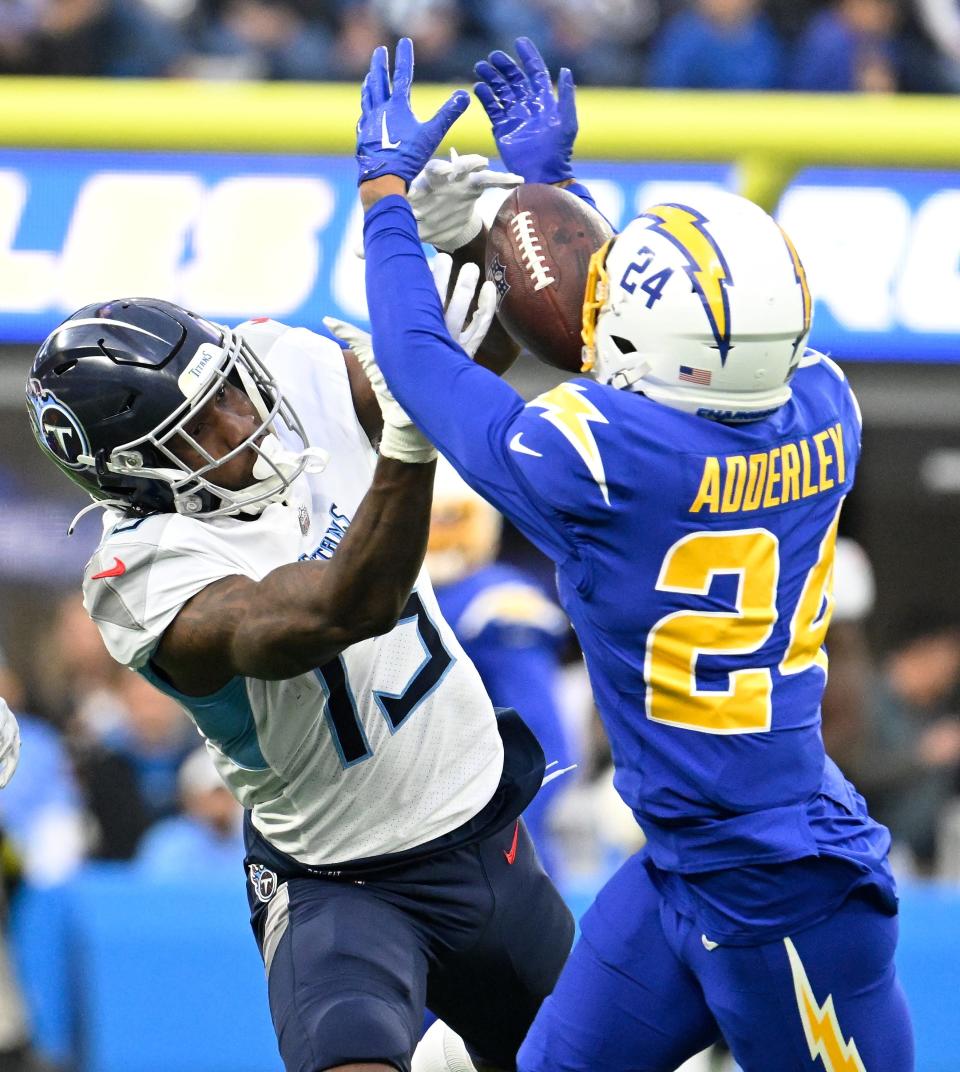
{"left": 83, "top": 321, "right": 503, "bottom": 866}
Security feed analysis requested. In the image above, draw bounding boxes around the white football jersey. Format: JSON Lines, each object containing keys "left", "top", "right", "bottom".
{"left": 83, "top": 321, "right": 504, "bottom": 865}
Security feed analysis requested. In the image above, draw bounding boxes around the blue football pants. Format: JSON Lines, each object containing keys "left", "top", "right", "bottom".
{"left": 519, "top": 852, "right": 914, "bottom": 1072}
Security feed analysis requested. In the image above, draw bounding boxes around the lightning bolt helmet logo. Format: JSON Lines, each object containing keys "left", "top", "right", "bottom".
{"left": 640, "top": 203, "right": 734, "bottom": 365}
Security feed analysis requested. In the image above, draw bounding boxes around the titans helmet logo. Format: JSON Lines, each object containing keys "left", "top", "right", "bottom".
{"left": 26, "top": 379, "right": 90, "bottom": 469}
{"left": 641, "top": 203, "right": 734, "bottom": 365}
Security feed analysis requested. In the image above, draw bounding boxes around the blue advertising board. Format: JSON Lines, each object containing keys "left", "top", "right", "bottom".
{"left": 1, "top": 148, "right": 958, "bottom": 360}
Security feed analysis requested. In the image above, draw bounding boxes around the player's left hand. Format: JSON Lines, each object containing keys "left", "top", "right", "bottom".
{"left": 474, "top": 37, "right": 578, "bottom": 185}
{"left": 323, "top": 261, "right": 497, "bottom": 462}
{"left": 410, "top": 148, "right": 523, "bottom": 253}
{"left": 356, "top": 37, "right": 471, "bottom": 188}
{"left": 427, "top": 254, "right": 498, "bottom": 359}
{"left": 0, "top": 698, "right": 21, "bottom": 789}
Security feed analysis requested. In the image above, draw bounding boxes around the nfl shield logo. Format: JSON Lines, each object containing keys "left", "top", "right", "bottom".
{"left": 248, "top": 863, "right": 278, "bottom": 903}
{"left": 298, "top": 505, "right": 310, "bottom": 535}
{"left": 490, "top": 255, "right": 511, "bottom": 306}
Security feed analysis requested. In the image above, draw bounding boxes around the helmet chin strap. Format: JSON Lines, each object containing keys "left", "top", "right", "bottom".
{"left": 66, "top": 497, "right": 132, "bottom": 536}
{"left": 610, "top": 364, "right": 650, "bottom": 391}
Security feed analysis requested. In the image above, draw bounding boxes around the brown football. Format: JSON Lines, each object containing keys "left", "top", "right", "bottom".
{"left": 486, "top": 183, "right": 614, "bottom": 372}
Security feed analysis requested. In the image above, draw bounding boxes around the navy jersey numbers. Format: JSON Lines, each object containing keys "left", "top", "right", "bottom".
{"left": 619, "top": 246, "right": 674, "bottom": 309}
{"left": 315, "top": 591, "right": 454, "bottom": 768}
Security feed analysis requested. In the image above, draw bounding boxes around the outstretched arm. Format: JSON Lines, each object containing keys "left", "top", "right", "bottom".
{"left": 355, "top": 41, "right": 580, "bottom": 567}
{"left": 154, "top": 454, "right": 436, "bottom": 694}
{"left": 156, "top": 253, "right": 497, "bottom": 697}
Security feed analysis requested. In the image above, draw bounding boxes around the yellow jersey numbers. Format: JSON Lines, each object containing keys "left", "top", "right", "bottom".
{"left": 781, "top": 505, "right": 841, "bottom": 676}
{"left": 646, "top": 529, "right": 778, "bottom": 734}
{"left": 646, "top": 508, "right": 840, "bottom": 734}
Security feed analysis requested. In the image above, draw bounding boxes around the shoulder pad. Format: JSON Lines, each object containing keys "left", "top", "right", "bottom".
{"left": 234, "top": 318, "right": 293, "bottom": 359}
{"left": 82, "top": 514, "right": 244, "bottom": 669}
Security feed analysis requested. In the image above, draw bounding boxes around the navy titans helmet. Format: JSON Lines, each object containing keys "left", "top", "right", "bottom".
{"left": 26, "top": 298, "right": 314, "bottom": 521}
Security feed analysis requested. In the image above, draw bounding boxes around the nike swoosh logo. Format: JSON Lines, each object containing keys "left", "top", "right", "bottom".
{"left": 541, "top": 762, "right": 577, "bottom": 787}
{"left": 509, "top": 432, "right": 542, "bottom": 458}
{"left": 503, "top": 820, "right": 520, "bottom": 865}
{"left": 381, "top": 113, "right": 401, "bottom": 150}
{"left": 701, "top": 934, "right": 719, "bottom": 951}
{"left": 91, "top": 557, "right": 126, "bottom": 580}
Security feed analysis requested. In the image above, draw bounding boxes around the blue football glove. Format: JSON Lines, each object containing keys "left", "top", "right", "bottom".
{"left": 473, "top": 37, "right": 578, "bottom": 185}
{"left": 356, "top": 37, "right": 470, "bottom": 188}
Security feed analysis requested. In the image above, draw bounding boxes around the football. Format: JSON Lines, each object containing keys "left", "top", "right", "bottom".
{"left": 486, "top": 183, "right": 614, "bottom": 372}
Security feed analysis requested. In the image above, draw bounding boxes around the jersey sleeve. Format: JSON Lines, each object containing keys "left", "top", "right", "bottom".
{"left": 82, "top": 515, "right": 246, "bottom": 670}
{"left": 801, "top": 349, "right": 863, "bottom": 471}
{"left": 564, "top": 180, "right": 614, "bottom": 231}
{"left": 363, "top": 196, "right": 612, "bottom": 574}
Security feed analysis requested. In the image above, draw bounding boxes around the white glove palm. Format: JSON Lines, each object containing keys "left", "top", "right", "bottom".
{"left": 0, "top": 698, "right": 21, "bottom": 788}
{"left": 324, "top": 257, "right": 497, "bottom": 464}
{"left": 409, "top": 148, "right": 523, "bottom": 252}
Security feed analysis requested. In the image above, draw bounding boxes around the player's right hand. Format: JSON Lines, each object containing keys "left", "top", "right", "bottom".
{"left": 409, "top": 148, "right": 523, "bottom": 253}
{"left": 356, "top": 37, "right": 470, "bottom": 188}
{"left": 0, "top": 698, "right": 21, "bottom": 789}
{"left": 474, "top": 37, "right": 578, "bottom": 186}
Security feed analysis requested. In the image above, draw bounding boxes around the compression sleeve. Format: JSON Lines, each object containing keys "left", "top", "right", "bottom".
{"left": 565, "top": 180, "right": 616, "bottom": 232}
{"left": 565, "top": 181, "right": 599, "bottom": 214}
{"left": 363, "top": 195, "right": 576, "bottom": 566}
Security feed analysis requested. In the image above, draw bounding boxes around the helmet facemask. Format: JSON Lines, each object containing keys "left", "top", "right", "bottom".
{"left": 81, "top": 325, "right": 327, "bottom": 520}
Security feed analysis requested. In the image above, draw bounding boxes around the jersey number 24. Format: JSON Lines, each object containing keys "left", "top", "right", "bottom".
{"left": 645, "top": 506, "right": 840, "bottom": 734}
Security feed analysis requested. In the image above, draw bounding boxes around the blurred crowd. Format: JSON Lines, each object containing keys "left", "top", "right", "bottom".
{"left": 1, "top": 0, "right": 960, "bottom": 92}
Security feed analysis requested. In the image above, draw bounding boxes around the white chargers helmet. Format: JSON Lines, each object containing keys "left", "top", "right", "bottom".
{"left": 581, "top": 190, "right": 813, "bottom": 423}
{"left": 427, "top": 457, "right": 502, "bottom": 586}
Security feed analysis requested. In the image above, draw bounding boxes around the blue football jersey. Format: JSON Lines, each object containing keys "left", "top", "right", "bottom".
{"left": 364, "top": 197, "right": 891, "bottom": 891}
{"left": 434, "top": 564, "right": 574, "bottom": 876}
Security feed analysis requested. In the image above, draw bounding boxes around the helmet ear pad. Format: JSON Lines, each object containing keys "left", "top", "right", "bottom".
{"left": 592, "top": 192, "right": 812, "bottom": 421}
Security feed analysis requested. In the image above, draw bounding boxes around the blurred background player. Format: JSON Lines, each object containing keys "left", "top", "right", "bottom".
{"left": 427, "top": 457, "right": 575, "bottom": 878}
{"left": 849, "top": 612, "right": 960, "bottom": 873}
{"left": 136, "top": 746, "right": 244, "bottom": 876}
{"left": 355, "top": 37, "right": 914, "bottom": 1072}
{"left": 818, "top": 537, "right": 877, "bottom": 775}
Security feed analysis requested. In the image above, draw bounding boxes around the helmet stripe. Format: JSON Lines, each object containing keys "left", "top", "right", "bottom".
{"left": 779, "top": 227, "right": 812, "bottom": 337}
{"left": 640, "top": 204, "right": 733, "bottom": 365}
{"left": 48, "top": 317, "right": 169, "bottom": 344}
